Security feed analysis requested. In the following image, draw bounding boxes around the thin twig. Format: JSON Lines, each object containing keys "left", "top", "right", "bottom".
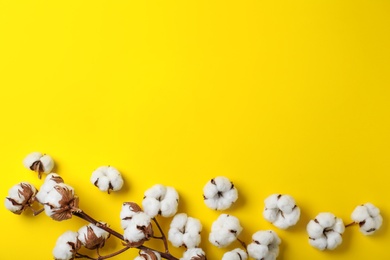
{"left": 152, "top": 217, "right": 170, "bottom": 253}
{"left": 345, "top": 222, "right": 357, "bottom": 228}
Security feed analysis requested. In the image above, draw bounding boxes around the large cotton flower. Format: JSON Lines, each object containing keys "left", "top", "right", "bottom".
{"left": 351, "top": 203, "right": 383, "bottom": 235}
{"left": 180, "top": 248, "right": 207, "bottom": 260}
{"left": 5, "top": 182, "right": 37, "bottom": 215}
{"left": 307, "top": 212, "right": 345, "bottom": 250}
{"left": 209, "top": 214, "right": 243, "bottom": 248}
{"left": 52, "top": 231, "right": 81, "bottom": 260}
{"left": 23, "top": 152, "right": 54, "bottom": 179}
{"left": 263, "top": 194, "right": 300, "bottom": 229}
{"left": 203, "top": 177, "right": 238, "bottom": 210}
{"left": 44, "top": 183, "right": 79, "bottom": 221}
{"left": 77, "top": 223, "right": 110, "bottom": 249}
{"left": 168, "top": 213, "right": 202, "bottom": 248}
{"left": 91, "top": 166, "right": 124, "bottom": 193}
{"left": 247, "top": 230, "right": 281, "bottom": 260}
{"left": 36, "top": 173, "right": 64, "bottom": 204}
{"left": 142, "top": 184, "right": 179, "bottom": 218}
{"left": 222, "top": 248, "right": 248, "bottom": 260}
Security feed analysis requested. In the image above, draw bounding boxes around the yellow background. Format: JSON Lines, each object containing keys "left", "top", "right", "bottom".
{"left": 0, "top": 1, "right": 389, "bottom": 259}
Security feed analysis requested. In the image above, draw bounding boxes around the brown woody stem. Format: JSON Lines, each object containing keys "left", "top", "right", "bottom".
{"left": 152, "top": 218, "right": 170, "bottom": 253}
{"left": 345, "top": 222, "right": 357, "bottom": 228}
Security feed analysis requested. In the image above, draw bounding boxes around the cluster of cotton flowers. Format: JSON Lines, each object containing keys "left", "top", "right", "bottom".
{"left": 23, "top": 152, "right": 54, "bottom": 179}
{"left": 4, "top": 182, "right": 37, "bottom": 215}
{"left": 135, "top": 249, "right": 161, "bottom": 260}
{"left": 168, "top": 213, "right": 202, "bottom": 248}
{"left": 91, "top": 166, "right": 124, "bottom": 193}
{"left": 351, "top": 203, "right": 383, "bottom": 235}
{"left": 203, "top": 177, "right": 238, "bottom": 211}
{"left": 247, "top": 230, "right": 281, "bottom": 260}
{"left": 180, "top": 248, "right": 207, "bottom": 260}
{"left": 222, "top": 248, "right": 248, "bottom": 260}
{"left": 263, "top": 194, "right": 301, "bottom": 229}
{"left": 209, "top": 214, "right": 243, "bottom": 248}
{"left": 120, "top": 202, "right": 153, "bottom": 246}
{"left": 307, "top": 212, "right": 345, "bottom": 250}
{"left": 142, "top": 184, "right": 179, "bottom": 218}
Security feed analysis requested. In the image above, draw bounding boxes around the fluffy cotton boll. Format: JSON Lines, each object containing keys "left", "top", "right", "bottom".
{"left": 44, "top": 183, "right": 79, "bottom": 221}
{"left": 91, "top": 166, "right": 124, "bottom": 193}
{"left": 168, "top": 213, "right": 202, "bottom": 248}
{"left": 247, "top": 231, "right": 281, "bottom": 260}
{"left": 52, "top": 231, "right": 81, "bottom": 260}
{"left": 263, "top": 194, "right": 300, "bottom": 229}
{"left": 351, "top": 203, "right": 383, "bottom": 235}
{"left": 36, "top": 173, "right": 64, "bottom": 204}
{"left": 123, "top": 213, "right": 153, "bottom": 245}
{"left": 142, "top": 197, "right": 161, "bottom": 218}
{"left": 78, "top": 223, "right": 110, "bottom": 249}
{"left": 222, "top": 248, "right": 248, "bottom": 260}
{"left": 5, "top": 182, "right": 37, "bottom": 214}
{"left": 307, "top": 213, "right": 344, "bottom": 250}
{"left": 203, "top": 176, "right": 238, "bottom": 210}
{"left": 142, "top": 184, "right": 179, "bottom": 218}
{"left": 180, "top": 248, "right": 206, "bottom": 260}
{"left": 120, "top": 202, "right": 143, "bottom": 229}
{"left": 209, "top": 214, "right": 243, "bottom": 248}
{"left": 160, "top": 187, "right": 179, "bottom": 217}
{"left": 135, "top": 250, "right": 162, "bottom": 260}
{"left": 23, "top": 152, "right": 55, "bottom": 178}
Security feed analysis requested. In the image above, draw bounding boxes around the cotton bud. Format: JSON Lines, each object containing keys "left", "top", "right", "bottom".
{"left": 180, "top": 248, "right": 207, "bottom": 260}
{"left": 351, "top": 203, "right": 383, "bottom": 235}
{"left": 91, "top": 166, "right": 124, "bottom": 193}
{"left": 203, "top": 176, "right": 238, "bottom": 211}
{"left": 263, "top": 194, "right": 301, "bottom": 229}
{"left": 52, "top": 231, "right": 81, "bottom": 260}
{"left": 307, "top": 212, "right": 345, "bottom": 250}
{"left": 142, "top": 184, "right": 179, "bottom": 218}
{"left": 5, "top": 182, "right": 37, "bottom": 215}
{"left": 168, "top": 213, "right": 202, "bottom": 248}
{"left": 209, "top": 214, "right": 243, "bottom": 248}
{"left": 222, "top": 248, "right": 248, "bottom": 260}
{"left": 134, "top": 249, "right": 161, "bottom": 260}
{"left": 120, "top": 202, "right": 144, "bottom": 229}
{"left": 36, "top": 173, "right": 64, "bottom": 204}
{"left": 23, "top": 152, "right": 54, "bottom": 179}
{"left": 44, "top": 183, "right": 79, "bottom": 221}
{"left": 247, "top": 230, "right": 281, "bottom": 260}
{"left": 77, "top": 223, "right": 110, "bottom": 250}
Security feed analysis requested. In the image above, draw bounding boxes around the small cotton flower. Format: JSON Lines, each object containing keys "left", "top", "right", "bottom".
{"left": 36, "top": 173, "right": 64, "bottom": 204}
{"left": 91, "top": 166, "right": 124, "bottom": 193}
{"left": 247, "top": 230, "right": 281, "bottom": 260}
{"left": 351, "top": 203, "right": 383, "bottom": 235}
{"left": 44, "top": 183, "right": 79, "bottom": 221}
{"left": 142, "top": 184, "right": 179, "bottom": 218}
{"left": 307, "top": 212, "right": 345, "bottom": 250}
{"left": 5, "top": 182, "right": 37, "bottom": 214}
{"left": 209, "top": 214, "right": 243, "bottom": 248}
{"left": 180, "top": 248, "right": 207, "bottom": 260}
{"left": 23, "top": 152, "right": 54, "bottom": 179}
{"left": 168, "top": 213, "right": 202, "bottom": 248}
{"left": 263, "top": 194, "right": 301, "bottom": 229}
{"left": 52, "top": 231, "right": 81, "bottom": 260}
{"left": 134, "top": 249, "right": 161, "bottom": 260}
{"left": 77, "top": 223, "right": 110, "bottom": 249}
{"left": 222, "top": 248, "right": 248, "bottom": 260}
{"left": 203, "top": 176, "right": 238, "bottom": 211}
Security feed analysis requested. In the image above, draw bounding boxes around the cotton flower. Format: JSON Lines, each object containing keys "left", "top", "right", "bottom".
{"left": 209, "top": 214, "right": 243, "bottom": 248}
{"left": 120, "top": 202, "right": 153, "bottom": 246}
{"left": 307, "top": 212, "right": 345, "bottom": 250}
{"left": 142, "top": 184, "right": 179, "bottom": 218}
{"left": 263, "top": 194, "right": 301, "bottom": 229}
{"left": 5, "top": 182, "right": 37, "bottom": 214}
{"left": 222, "top": 248, "right": 248, "bottom": 260}
{"left": 91, "top": 166, "right": 124, "bottom": 193}
{"left": 168, "top": 213, "right": 202, "bottom": 248}
{"left": 23, "top": 152, "right": 54, "bottom": 179}
{"left": 52, "top": 231, "right": 81, "bottom": 260}
{"left": 36, "top": 173, "right": 64, "bottom": 204}
{"left": 77, "top": 223, "right": 110, "bottom": 249}
{"left": 351, "top": 203, "right": 383, "bottom": 235}
{"left": 44, "top": 183, "right": 79, "bottom": 221}
{"left": 134, "top": 249, "right": 161, "bottom": 260}
{"left": 203, "top": 176, "right": 238, "bottom": 211}
{"left": 180, "top": 248, "right": 207, "bottom": 260}
{"left": 247, "top": 230, "right": 281, "bottom": 260}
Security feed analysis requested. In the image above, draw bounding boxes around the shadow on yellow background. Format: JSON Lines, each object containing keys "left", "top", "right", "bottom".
{"left": 1, "top": 1, "right": 389, "bottom": 259}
